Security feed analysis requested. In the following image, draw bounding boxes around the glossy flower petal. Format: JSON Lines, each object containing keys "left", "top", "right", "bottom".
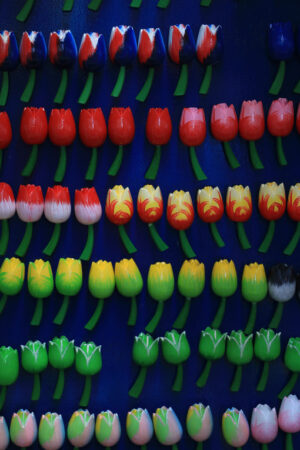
{"left": 167, "top": 190, "right": 194, "bottom": 230}
{"left": 168, "top": 24, "right": 195, "bottom": 64}
{"left": 105, "top": 185, "right": 134, "bottom": 225}
{"left": 20, "top": 31, "right": 47, "bottom": 69}
{"left": 138, "top": 28, "right": 165, "bottom": 66}
{"left": 109, "top": 26, "right": 137, "bottom": 65}
{"left": 0, "top": 182, "right": 15, "bottom": 220}
{"left": 44, "top": 186, "right": 71, "bottom": 223}
{"left": 258, "top": 182, "right": 286, "bottom": 221}
{"left": 197, "top": 186, "right": 224, "bottom": 223}
{"left": 79, "top": 33, "right": 107, "bottom": 71}
{"left": 16, "top": 184, "right": 44, "bottom": 223}
{"left": 48, "top": 30, "right": 77, "bottom": 68}
{"left": 196, "top": 25, "right": 223, "bottom": 65}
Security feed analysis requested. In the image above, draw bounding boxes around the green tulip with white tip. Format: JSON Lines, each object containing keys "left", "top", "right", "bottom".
{"left": 49, "top": 336, "right": 75, "bottom": 400}
{"left": 279, "top": 337, "right": 300, "bottom": 400}
{"left": 254, "top": 328, "right": 281, "bottom": 392}
{"left": 226, "top": 330, "right": 253, "bottom": 392}
{"left": 75, "top": 342, "right": 102, "bottom": 407}
{"left": 21, "top": 340, "right": 48, "bottom": 401}
{"left": 0, "top": 346, "right": 19, "bottom": 410}
{"left": 161, "top": 330, "right": 191, "bottom": 392}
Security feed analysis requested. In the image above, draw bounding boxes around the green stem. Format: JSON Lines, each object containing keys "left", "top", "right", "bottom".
{"left": 108, "top": 145, "right": 123, "bottom": 176}
{"left": 141, "top": 445, "right": 147, "bottom": 450}
{"left": 284, "top": 221, "right": 300, "bottom": 256}
{"left": 85, "top": 147, "right": 98, "bottom": 181}
{"left": 286, "top": 433, "right": 294, "bottom": 450}
{"left": 118, "top": 225, "right": 137, "bottom": 254}
{"left": 249, "top": 140, "right": 264, "bottom": 169}
{"left": 78, "top": 72, "right": 94, "bottom": 105}
{"left": 30, "top": 298, "right": 43, "bottom": 326}
{"left": 0, "top": 72, "right": 9, "bottom": 107}
{"left": 53, "top": 295, "right": 70, "bottom": 325}
{"left": 236, "top": 222, "right": 251, "bottom": 249}
{"left": 278, "top": 373, "right": 299, "bottom": 400}
{"left": 53, "top": 369, "right": 65, "bottom": 400}
{"left": 269, "top": 60, "right": 285, "bottom": 95}
{"left": 16, "top": 0, "right": 35, "bottom": 21}
{"left": 43, "top": 223, "right": 61, "bottom": 256}
{"left": 54, "top": 146, "right": 67, "bottom": 183}
{"left": 0, "top": 386, "right": 7, "bottom": 410}
{"left": 148, "top": 223, "right": 168, "bottom": 251}
{"left": 231, "top": 365, "right": 242, "bottom": 392}
{"left": 85, "top": 299, "right": 104, "bottom": 331}
{"left": 223, "top": 141, "right": 240, "bottom": 169}
{"left": 189, "top": 146, "right": 207, "bottom": 180}
{"left": 174, "top": 64, "right": 188, "bottom": 96}
{"left": 199, "top": 65, "right": 212, "bottom": 95}
{"left": 0, "top": 294, "right": 7, "bottom": 315}
{"left": 259, "top": 220, "right": 275, "bottom": 253}
{"left": 172, "top": 364, "right": 183, "bottom": 392}
{"left": 269, "top": 302, "right": 284, "bottom": 329}
{"left": 0, "top": 219, "right": 9, "bottom": 255}
{"left": 128, "top": 296, "right": 137, "bottom": 326}
{"left": 136, "top": 67, "right": 155, "bottom": 101}
{"left": 79, "top": 375, "right": 92, "bottom": 407}
{"left": 262, "top": 444, "right": 268, "bottom": 450}
{"left": 294, "top": 79, "right": 300, "bottom": 94}
{"left": 173, "top": 298, "right": 191, "bottom": 329}
{"left": 80, "top": 224, "right": 94, "bottom": 261}
{"left": 32, "top": 373, "right": 40, "bottom": 401}
{"left": 211, "top": 297, "right": 226, "bottom": 329}
{"left": 63, "top": 0, "right": 74, "bottom": 11}
{"left": 111, "top": 66, "right": 126, "bottom": 98}
{"left": 145, "top": 301, "right": 164, "bottom": 333}
{"left": 179, "top": 230, "right": 196, "bottom": 259}
{"left": 244, "top": 303, "right": 257, "bottom": 335}
{"left": 54, "top": 69, "right": 68, "bottom": 104}
{"left": 171, "top": 446, "right": 179, "bottom": 450}
{"left": 157, "top": 0, "right": 170, "bottom": 8}
{"left": 196, "top": 360, "right": 212, "bottom": 388}
{"left": 21, "top": 69, "right": 36, "bottom": 103}
{"left": 145, "top": 145, "right": 161, "bottom": 180}
{"left": 276, "top": 136, "right": 287, "bottom": 166}
{"left": 196, "top": 443, "right": 203, "bottom": 450}
{"left": 88, "top": 0, "right": 102, "bottom": 11}
{"left": 201, "top": 0, "right": 211, "bottom": 5}
{"left": 15, "top": 222, "right": 33, "bottom": 257}
{"left": 256, "top": 362, "right": 269, "bottom": 392}
{"left": 22, "top": 144, "right": 38, "bottom": 176}
{"left": 130, "top": 0, "right": 142, "bottom": 7}
{"left": 210, "top": 222, "right": 225, "bottom": 247}
{"left": 129, "top": 366, "right": 147, "bottom": 398}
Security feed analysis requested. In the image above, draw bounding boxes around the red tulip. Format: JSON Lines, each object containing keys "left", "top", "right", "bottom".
{"left": 79, "top": 108, "right": 107, "bottom": 181}
{"left": 239, "top": 100, "right": 265, "bottom": 170}
{"left": 296, "top": 104, "right": 300, "bottom": 134}
{"left": 267, "top": 98, "right": 294, "bottom": 166}
{"left": 0, "top": 111, "right": 12, "bottom": 171}
{"left": 0, "top": 182, "right": 15, "bottom": 255}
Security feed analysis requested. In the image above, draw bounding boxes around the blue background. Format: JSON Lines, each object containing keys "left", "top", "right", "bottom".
{"left": 0, "top": 0, "right": 300, "bottom": 448}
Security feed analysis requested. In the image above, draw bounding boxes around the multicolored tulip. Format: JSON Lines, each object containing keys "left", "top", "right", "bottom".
{"left": 211, "top": 259, "right": 237, "bottom": 328}
{"left": 67, "top": 410, "right": 95, "bottom": 448}
{"left": 28, "top": 259, "right": 54, "bottom": 326}
{"left": 268, "top": 23, "right": 294, "bottom": 95}
{"left": 38, "top": 413, "right": 65, "bottom": 450}
{"left": 268, "top": 264, "right": 296, "bottom": 329}
{"left": 0, "top": 31, "right": 19, "bottom": 106}
{"left": 136, "top": 28, "right": 166, "bottom": 101}
{"left": 258, "top": 182, "right": 286, "bottom": 253}
{"left": 179, "top": 108, "right": 207, "bottom": 180}
{"left": 10, "top": 410, "right": 37, "bottom": 448}
{"left": 279, "top": 338, "right": 300, "bottom": 400}
{"left": 255, "top": 329, "right": 281, "bottom": 391}
{"left": 0, "top": 258, "right": 25, "bottom": 316}
{"left": 105, "top": 186, "right": 137, "bottom": 253}
{"left": 0, "top": 417, "right": 9, "bottom": 449}
{"left": 107, "top": 107, "right": 135, "bottom": 176}
{"left": 53, "top": 258, "right": 83, "bottom": 325}
{"left": 115, "top": 259, "right": 143, "bottom": 326}
{"left": 0, "top": 182, "right": 15, "bottom": 255}
{"left": 284, "top": 184, "right": 300, "bottom": 255}
{"left": 197, "top": 186, "right": 225, "bottom": 247}
{"left": 95, "top": 411, "right": 121, "bottom": 447}
{"left": 109, "top": 26, "right": 137, "bottom": 97}
{"left": 153, "top": 407, "right": 182, "bottom": 447}
{"left": 242, "top": 263, "right": 268, "bottom": 334}
{"left": 78, "top": 33, "right": 107, "bottom": 104}
{"left": 48, "top": 30, "right": 77, "bottom": 104}
{"left": 278, "top": 395, "right": 300, "bottom": 450}
{"left": 211, "top": 103, "right": 240, "bottom": 169}
{"left": 186, "top": 404, "right": 213, "bottom": 447}
{"left": 145, "top": 262, "right": 174, "bottom": 333}
{"left": 20, "top": 107, "right": 48, "bottom": 176}
{"left": 168, "top": 24, "right": 196, "bottom": 96}
{"left": 49, "top": 336, "right": 75, "bottom": 401}
{"left": 239, "top": 100, "right": 265, "bottom": 169}
{"left": 0, "top": 346, "right": 19, "bottom": 410}
{"left": 137, "top": 185, "right": 168, "bottom": 252}
{"left": 79, "top": 108, "right": 107, "bottom": 181}
{"left": 222, "top": 408, "right": 250, "bottom": 449}
{"left": 19, "top": 31, "right": 47, "bottom": 102}
{"left": 0, "top": 112, "right": 12, "bottom": 170}
{"left": 167, "top": 190, "right": 196, "bottom": 258}
{"left": 227, "top": 330, "right": 253, "bottom": 392}
{"left": 161, "top": 330, "right": 191, "bottom": 391}
{"left": 226, "top": 185, "right": 252, "bottom": 249}
{"left": 267, "top": 98, "right": 294, "bottom": 166}
{"left": 21, "top": 340, "right": 48, "bottom": 401}
{"left": 75, "top": 342, "right": 102, "bottom": 407}
{"left": 127, "top": 408, "right": 153, "bottom": 447}
{"left": 251, "top": 405, "right": 278, "bottom": 448}
{"left": 15, "top": 184, "right": 44, "bottom": 257}
{"left": 196, "top": 25, "right": 223, "bottom": 94}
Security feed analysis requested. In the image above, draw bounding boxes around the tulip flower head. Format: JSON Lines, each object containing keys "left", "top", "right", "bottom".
{"left": 0, "top": 31, "right": 19, "bottom": 106}
{"left": 38, "top": 412, "right": 65, "bottom": 450}
{"left": 95, "top": 411, "right": 121, "bottom": 447}
{"left": 0, "top": 112, "right": 12, "bottom": 169}
{"left": 21, "top": 340, "right": 48, "bottom": 401}
{"left": 0, "top": 182, "right": 15, "bottom": 256}
{"left": 28, "top": 259, "right": 54, "bottom": 326}
{"left": 49, "top": 336, "right": 75, "bottom": 401}
{"left": 239, "top": 100, "right": 265, "bottom": 169}
{"left": 222, "top": 408, "right": 250, "bottom": 448}
{"left": 67, "top": 410, "right": 95, "bottom": 448}
{"left": 226, "top": 185, "right": 252, "bottom": 249}
{"left": 227, "top": 330, "right": 253, "bottom": 392}
{"left": 284, "top": 184, "right": 300, "bottom": 255}
{"left": 197, "top": 186, "right": 225, "bottom": 247}
{"left": 0, "top": 346, "right": 19, "bottom": 410}
{"left": 278, "top": 395, "right": 300, "bottom": 449}
{"left": 255, "top": 328, "right": 281, "bottom": 392}
{"left": 0, "top": 417, "right": 9, "bottom": 449}
{"left": 251, "top": 404, "right": 278, "bottom": 446}
{"left": 153, "top": 407, "right": 182, "bottom": 446}
{"left": 186, "top": 403, "right": 213, "bottom": 444}
{"left": 242, "top": 263, "right": 268, "bottom": 334}
{"left": 211, "top": 259, "right": 237, "bottom": 328}
{"left": 10, "top": 410, "right": 37, "bottom": 448}
{"left": 127, "top": 408, "right": 153, "bottom": 446}
{"left": 268, "top": 264, "right": 296, "bottom": 329}
{"left": 75, "top": 342, "right": 102, "bottom": 407}
{"left": 161, "top": 330, "right": 191, "bottom": 391}
{"left": 196, "top": 25, "right": 223, "bottom": 94}
{"left": 279, "top": 338, "right": 300, "bottom": 400}
{"left": 0, "top": 258, "right": 25, "bottom": 317}
{"left": 267, "top": 98, "right": 294, "bottom": 166}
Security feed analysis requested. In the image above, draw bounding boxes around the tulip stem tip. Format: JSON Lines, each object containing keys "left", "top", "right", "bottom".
{"left": 145, "top": 145, "right": 161, "bottom": 180}
{"left": 128, "top": 296, "right": 138, "bottom": 326}
{"left": 249, "top": 140, "right": 264, "bottom": 169}
{"left": 78, "top": 72, "right": 94, "bottom": 105}
{"left": 268, "top": 302, "right": 284, "bottom": 330}
{"left": 54, "top": 69, "right": 68, "bottom": 104}
{"left": 0, "top": 386, "right": 6, "bottom": 410}
{"left": 130, "top": 0, "right": 142, "bottom": 7}
{"left": 286, "top": 433, "right": 294, "bottom": 450}
{"left": 236, "top": 222, "right": 251, "bottom": 250}
{"left": 85, "top": 299, "right": 104, "bottom": 330}
{"left": 145, "top": 301, "right": 164, "bottom": 333}
{"left": 16, "top": 0, "right": 35, "bottom": 21}
{"left": 256, "top": 361, "right": 269, "bottom": 392}
{"left": 136, "top": 67, "right": 154, "bottom": 101}
{"left": 294, "top": 79, "right": 300, "bottom": 94}
{"left": 54, "top": 146, "right": 67, "bottom": 183}
{"left": 108, "top": 145, "right": 123, "bottom": 176}
{"left": 276, "top": 136, "right": 287, "bottom": 166}
{"left": 148, "top": 223, "right": 168, "bottom": 251}
{"left": 179, "top": 230, "right": 196, "bottom": 259}
{"left": 157, "top": 0, "right": 170, "bottom": 8}
{"left": 230, "top": 365, "right": 242, "bottom": 392}
{"left": 0, "top": 72, "right": 9, "bottom": 107}
{"left": 85, "top": 147, "right": 98, "bottom": 181}
{"left": 53, "top": 295, "right": 70, "bottom": 325}
{"left": 269, "top": 60, "right": 285, "bottom": 96}
{"left": 111, "top": 66, "right": 126, "bottom": 98}
{"left": 172, "top": 363, "right": 183, "bottom": 391}
{"left": 284, "top": 221, "right": 300, "bottom": 256}
{"left": 15, "top": 222, "right": 33, "bottom": 257}
{"left": 118, "top": 225, "right": 137, "bottom": 254}
{"left": 223, "top": 141, "right": 240, "bottom": 169}
{"left": 244, "top": 303, "right": 257, "bottom": 335}
{"left": 0, "top": 294, "right": 7, "bottom": 316}
{"left": 141, "top": 446, "right": 147, "bottom": 450}
{"left": 30, "top": 298, "right": 43, "bottom": 326}
{"left": 129, "top": 366, "right": 147, "bottom": 398}
{"left": 196, "top": 360, "right": 212, "bottom": 388}
{"left": 53, "top": 370, "right": 65, "bottom": 400}
{"left": 210, "top": 222, "right": 225, "bottom": 247}
{"left": 0, "top": 219, "right": 9, "bottom": 255}
{"left": 43, "top": 223, "right": 61, "bottom": 256}
{"left": 201, "top": 0, "right": 212, "bottom": 5}
{"left": 189, "top": 146, "right": 207, "bottom": 181}
{"left": 199, "top": 64, "right": 212, "bottom": 95}
{"left": 174, "top": 63, "right": 188, "bottom": 96}
{"left": 79, "top": 375, "right": 92, "bottom": 407}
{"left": 211, "top": 297, "right": 226, "bottom": 329}
{"left": 173, "top": 298, "right": 191, "bottom": 329}
{"left": 259, "top": 220, "right": 275, "bottom": 253}
{"left": 80, "top": 224, "right": 94, "bottom": 261}
{"left": 261, "top": 444, "right": 268, "bottom": 450}
{"left": 32, "top": 373, "right": 41, "bottom": 401}
{"left": 63, "top": 0, "right": 74, "bottom": 11}
{"left": 22, "top": 144, "right": 38, "bottom": 177}
{"left": 278, "top": 373, "right": 299, "bottom": 400}
{"left": 196, "top": 443, "right": 203, "bottom": 450}
{"left": 88, "top": 0, "right": 102, "bottom": 11}
{"left": 21, "top": 69, "right": 36, "bottom": 103}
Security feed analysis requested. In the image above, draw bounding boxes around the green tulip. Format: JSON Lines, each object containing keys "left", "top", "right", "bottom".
{"left": 161, "top": 330, "right": 191, "bottom": 392}
{"left": 242, "top": 263, "right": 268, "bottom": 334}
{"left": 21, "top": 340, "right": 48, "bottom": 401}
{"left": 186, "top": 403, "right": 213, "bottom": 446}
{"left": 95, "top": 411, "right": 121, "bottom": 448}
{"left": 254, "top": 328, "right": 281, "bottom": 391}
{"left": 279, "top": 337, "right": 300, "bottom": 400}
{"left": 28, "top": 259, "right": 54, "bottom": 327}
{"left": 67, "top": 410, "right": 95, "bottom": 448}
{"left": 75, "top": 342, "right": 102, "bottom": 407}
{"left": 226, "top": 330, "right": 253, "bottom": 392}
{"left": 49, "top": 336, "right": 75, "bottom": 400}
{"left": 10, "top": 410, "right": 37, "bottom": 448}
{"left": 38, "top": 412, "right": 65, "bottom": 450}
{"left": 211, "top": 259, "right": 237, "bottom": 329}
{"left": 0, "top": 346, "right": 19, "bottom": 410}
{"left": 0, "top": 257, "right": 25, "bottom": 316}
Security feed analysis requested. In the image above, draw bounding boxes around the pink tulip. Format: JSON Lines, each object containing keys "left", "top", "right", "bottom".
{"left": 278, "top": 395, "right": 300, "bottom": 433}
{"left": 251, "top": 404, "right": 278, "bottom": 444}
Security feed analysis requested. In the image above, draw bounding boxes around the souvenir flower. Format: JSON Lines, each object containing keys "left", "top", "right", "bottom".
{"left": 153, "top": 407, "right": 182, "bottom": 447}
{"left": 20, "top": 107, "right": 48, "bottom": 176}
{"left": 173, "top": 259, "right": 205, "bottom": 329}
{"left": 53, "top": 258, "right": 83, "bottom": 325}
{"left": 145, "top": 108, "right": 172, "bottom": 180}
{"left": 226, "top": 185, "right": 252, "bottom": 249}
{"left": 196, "top": 25, "right": 223, "bottom": 94}
{"left": 109, "top": 26, "right": 137, "bottom": 97}
{"left": 255, "top": 329, "right": 281, "bottom": 391}
{"left": 168, "top": 25, "right": 196, "bottom": 96}
{"left": 136, "top": 28, "right": 166, "bottom": 101}
{"left": 43, "top": 186, "right": 71, "bottom": 256}
{"left": 79, "top": 108, "right": 107, "bottom": 181}
{"left": 227, "top": 330, "right": 253, "bottom": 392}
{"left": 0, "top": 417, "right": 9, "bottom": 449}
{"left": 38, "top": 413, "right": 65, "bottom": 450}
{"left": 19, "top": 31, "right": 47, "bottom": 102}
{"left": 211, "top": 259, "right": 237, "bottom": 328}
{"left": 10, "top": 410, "right": 37, "bottom": 448}
{"left": 279, "top": 338, "right": 300, "bottom": 400}
{"left": 284, "top": 184, "right": 300, "bottom": 255}
{"left": 0, "top": 346, "right": 19, "bottom": 410}
{"left": 145, "top": 262, "right": 174, "bottom": 333}
{"left": 127, "top": 409, "right": 153, "bottom": 446}
{"left": 222, "top": 408, "right": 250, "bottom": 449}
{"left": 258, "top": 182, "right": 286, "bottom": 253}
{"left": 107, "top": 107, "right": 135, "bottom": 176}
{"left": 48, "top": 30, "right": 77, "bottom": 104}
{"left": 49, "top": 108, "right": 76, "bottom": 182}
{"left": 161, "top": 330, "right": 191, "bottom": 392}
{"left": 268, "top": 264, "right": 296, "bottom": 329}
{"left": 49, "top": 336, "right": 75, "bottom": 400}
{"left": 179, "top": 108, "right": 207, "bottom": 180}
{"left": 197, "top": 186, "right": 225, "bottom": 247}
{"left": 242, "top": 263, "right": 268, "bottom": 334}
{"left": 28, "top": 259, "right": 54, "bottom": 326}
{"left": 21, "top": 340, "right": 48, "bottom": 401}
{"left": 268, "top": 23, "right": 294, "bottom": 95}
{"left": 186, "top": 404, "right": 213, "bottom": 446}
{"left": 67, "top": 410, "right": 95, "bottom": 448}
{"left": 78, "top": 33, "right": 107, "bottom": 104}
{"left": 0, "top": 258, "right": 25, "bottom": 316}
{"left": 95, "top": 411, "right": 121, "bottom": 447}
{"left": 278, "top": 395, "right": 300, "bottom": 449}
{"left": 0, "top": 112, "right": 12, "bottom": 170}
{"left": 167, "top": 190, "right": 196, "bottom": 258}
{"left": 15, "top": 184, "right": 44, "bottom": 257}
{"left": 0, "top": 31, "right": 19, "bottom": 106}
{"left": 196, "top": 327, "right": 227, "bottom": 388}
{"left": 267, "top": 98, "right": 294, "bottom": 165}
{"left": 75, "top": 342, "right": 102, "bottom": 407}
{"left": 251, "top": 404, "right": 278, "bottom": 447}
{"left": 105, "top": 186, "right": 137, "bottom": 253}
{"left": 239, "top": 100, "right": 265, "bottom": 169}
{"left": 0, "top": 182, "right": 15, "bottom": 255}
{"left": 137, "top": 185, "right": 168, "bottom": 252}
{"left": 115, "top": 259, "right": 143, "bottom": 326}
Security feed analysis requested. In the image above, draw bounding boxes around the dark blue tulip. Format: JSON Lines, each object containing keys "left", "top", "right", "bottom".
{"left": 109, "top": 26, "right": 137, "bottom": 66}
{"left": 49, "top": 30, "right": 77, "bottom": 69}
{"left": 137, "top": 28, "right": 166, "bottom": 66}
{"left": 268, "top": 22, "right": 294, "bottom": 61}
{"left": 79, "top": 33, "right": 107, "bottom": 72}
{"left": 196, "top": 24, "right": 223, "bottom": 66}
{"left": 168, "top": 24, "right": 196, "bottom": 64}
{"left": 0, "top": 31, "right": 19, "bottom": 71}
{"left": 20, "top": 31, "right": 47, "bottom": 70}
